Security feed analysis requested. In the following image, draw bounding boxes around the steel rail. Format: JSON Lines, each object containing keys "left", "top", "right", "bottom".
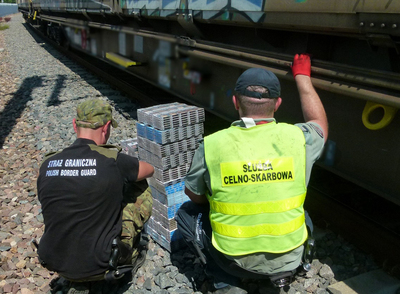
{"left": 39, "top": 15, "right": 87, "bottom": 30}
{"left": 177, "top": 47, "right": 400, "bottom": 109}
{"left": 87, "top": 22, "right": 177, "bottom": 44}
{"left": 306, "top": 183, "right": 400, "bottom": 270}
{"left": 193, "top": 41, "right": 400, "bottom": 93}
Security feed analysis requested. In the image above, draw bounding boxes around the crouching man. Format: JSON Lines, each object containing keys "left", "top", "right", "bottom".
{"left": 176, "top": 54, "right": 328, "bottom": 291}
{"left": 36, "top": 99, "right": 154, "bottom": 292}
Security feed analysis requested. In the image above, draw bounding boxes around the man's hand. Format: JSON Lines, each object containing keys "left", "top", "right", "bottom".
{"left": 291, "top": 54, "right": 311, "bottom": 78}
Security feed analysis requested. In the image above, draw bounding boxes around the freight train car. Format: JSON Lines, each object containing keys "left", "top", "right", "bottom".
{"left": 17, "top": 0, "right": 400, "bottom": 205}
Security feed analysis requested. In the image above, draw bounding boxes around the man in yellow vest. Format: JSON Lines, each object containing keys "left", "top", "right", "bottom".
{"left": 176, "top": 54, "right": 328, "bottom": 291}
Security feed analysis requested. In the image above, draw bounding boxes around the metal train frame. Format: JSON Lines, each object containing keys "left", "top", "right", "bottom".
{"left": 17, "top": 0, "right": 400, "bottom": 205}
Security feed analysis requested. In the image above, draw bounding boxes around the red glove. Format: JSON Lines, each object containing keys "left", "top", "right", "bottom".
{"left": 291, "top": 54, "right": 311, "bottom": 78}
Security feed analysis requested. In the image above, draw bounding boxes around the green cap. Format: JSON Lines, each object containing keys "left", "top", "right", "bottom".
{"left": 75, "top": 99, "right": 118, "bottom": 129}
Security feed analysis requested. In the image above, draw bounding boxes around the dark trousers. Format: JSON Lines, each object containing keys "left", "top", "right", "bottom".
{"left": 175, "top": 201, "right": 314, "bottom": 283}
{"left": 175, "top": 201, "right": 240, "bottom": 285}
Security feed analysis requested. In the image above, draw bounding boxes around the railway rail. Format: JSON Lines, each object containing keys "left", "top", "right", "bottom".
{"left": 307, "top": 166, "right": 400, "bottom": 274}
{"left": 25, "top": 19, "right": 400, "bottom": 279}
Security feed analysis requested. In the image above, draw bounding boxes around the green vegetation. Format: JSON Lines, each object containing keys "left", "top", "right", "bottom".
{"left": 0, "top": 24, "right": 10, "bottom": 30}
{"left": 2, "top": 0, "right": 17, "bottom": 3}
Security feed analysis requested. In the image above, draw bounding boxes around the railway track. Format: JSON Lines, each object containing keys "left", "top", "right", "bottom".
{"left": 26, "top": 18, "right": 400, "bottom": 280}
{"left": 307, "top": 166, "right": 400, "bottom": 276}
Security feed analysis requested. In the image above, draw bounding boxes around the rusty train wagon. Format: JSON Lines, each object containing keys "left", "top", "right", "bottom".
{"left": 17, "top": 0, "right": 400, "bottom": 205}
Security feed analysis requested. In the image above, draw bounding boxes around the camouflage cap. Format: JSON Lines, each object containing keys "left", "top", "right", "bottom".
{"left": 75, "top": 99, "right": 118, "bottom": 129}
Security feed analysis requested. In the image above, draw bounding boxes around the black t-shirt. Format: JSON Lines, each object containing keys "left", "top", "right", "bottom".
{"left": 37, "top": 138, "right": 139, "bottom": 279}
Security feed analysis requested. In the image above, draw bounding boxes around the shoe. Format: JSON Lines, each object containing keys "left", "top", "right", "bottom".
{"left": 66, "top": 282, "right": 90, "bottom": 294}
{"left": 207, "top": 268, "right": 241, "bottom": 290}
{"left": 212, "top": 284, "right": 247, "bottom": 294}
{"left": 49, "top": 277, "right": 68, "bottom": 293}
{"left": 131, "top": 247, "right": 147, "bottom": 275}
{"left": 212, "top": 275, "right": 246, "bottom": 294}
{"left": 214, "top": 281, "right": 229, "bottom": 289}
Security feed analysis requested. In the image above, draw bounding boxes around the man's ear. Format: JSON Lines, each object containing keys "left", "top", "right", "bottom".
{"left": 72, "top": 118, "right": 78, "bottom": 134}
{"left": 274, "top": 97, "right": 282, "bottom": 112}
{"left": 102, "top": 121, "right": 111, "bottom": 134}
{"left": 232, "top": 95, "right": 240, "bottom": 110}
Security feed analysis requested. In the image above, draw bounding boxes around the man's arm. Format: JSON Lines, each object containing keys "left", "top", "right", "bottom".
{"left": 185, "top": 187, "right": 208, "bottom": 204}
{"left": 292, "top": 54, "right": 328, "bottom": 142}
{"left": 183, "top": 142, "right": 209, "bottom": 205}
{"left": 137, "top": 161, "right": 154, "bottom": 181}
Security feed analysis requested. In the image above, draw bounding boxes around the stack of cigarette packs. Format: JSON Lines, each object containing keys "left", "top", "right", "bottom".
{"left": 136, "top": 103, "right": 205, "bottom": 251}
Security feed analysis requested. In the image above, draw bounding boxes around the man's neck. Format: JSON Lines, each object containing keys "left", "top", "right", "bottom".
{"left": 77, "top": 134, "right": 104, "bottom": 145}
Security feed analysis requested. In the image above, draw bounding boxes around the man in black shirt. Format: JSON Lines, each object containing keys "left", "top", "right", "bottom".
{"left": 37, "top": 99, "right": 154, "bottom": 288}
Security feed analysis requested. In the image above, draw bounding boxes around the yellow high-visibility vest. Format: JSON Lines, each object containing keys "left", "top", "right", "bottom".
{"left": 204, "top": 121, "right": 307, "bottom": 255}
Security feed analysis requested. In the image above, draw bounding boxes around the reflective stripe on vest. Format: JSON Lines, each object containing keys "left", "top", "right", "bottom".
{"left": 209, "top": 192, "right": 306, "bottom": 215}
{"left": 204, "top": 121, "right": 307, "bottom": 255}
{"left": 211, "top": 213, "right": 305, "bottom": 238}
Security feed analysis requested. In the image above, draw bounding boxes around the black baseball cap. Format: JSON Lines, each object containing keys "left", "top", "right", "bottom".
{"left": 234, "top": 68, "right": 281, "bottom": 99}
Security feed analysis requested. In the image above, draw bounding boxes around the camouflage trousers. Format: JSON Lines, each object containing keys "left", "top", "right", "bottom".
{"left": 119, "top": 186, "right": 153, "bottom": 264}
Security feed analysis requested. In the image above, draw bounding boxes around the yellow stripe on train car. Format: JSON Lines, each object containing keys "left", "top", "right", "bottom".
{"left": 105, "top": 52, "right": 141, "bottom": 68}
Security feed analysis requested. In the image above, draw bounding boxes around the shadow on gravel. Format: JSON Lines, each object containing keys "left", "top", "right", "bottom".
{"left": 0, "top": 75, "right": 43, "bottom": 149}
{"left": 47, "top": 74, "right": 67, "bottom": 107}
